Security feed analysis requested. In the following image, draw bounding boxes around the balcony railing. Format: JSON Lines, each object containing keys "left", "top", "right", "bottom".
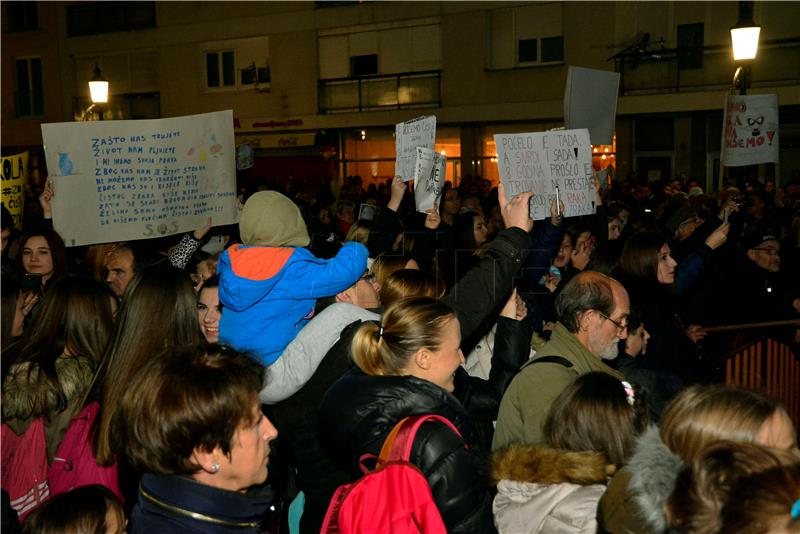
{"left": 319, "top": 70, "right": 441, "bottom": 114}
{"left": 610, "top": 38, "right": 800, "bottom": 96}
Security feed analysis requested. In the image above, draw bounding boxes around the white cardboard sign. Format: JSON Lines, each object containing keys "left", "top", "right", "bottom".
{"left": 494, "top": 129, "right": 595, "bottom": 220}
{"left": 722, "top": 94, "right": 779, "bottom": 167}
{"left": 41, "top": 110, "right": 238, "bottom": 247}
{"left": 395, "top": 115, "right": 436, "bottom": 181}
{"left": 413, "top": 147, "right": 446, "bottom": 213}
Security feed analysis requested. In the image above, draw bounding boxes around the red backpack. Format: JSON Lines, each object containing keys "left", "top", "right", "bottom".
{"left": 320, "top": 414, "right": 464, "bottom": 534}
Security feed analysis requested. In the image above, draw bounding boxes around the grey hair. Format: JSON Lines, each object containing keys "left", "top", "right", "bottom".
{"left": 555, "top": 271, "right": 619, "bottom": 333}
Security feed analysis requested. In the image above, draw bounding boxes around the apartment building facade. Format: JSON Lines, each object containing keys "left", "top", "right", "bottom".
{"left": 3, "top": 1, "right": 799, "bottom": 191}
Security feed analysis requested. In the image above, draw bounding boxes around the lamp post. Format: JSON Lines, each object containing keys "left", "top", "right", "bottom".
{"left": 88, "top": 63, "right": 109, "bottom": 120}
{"left": 730, "top": 1, "right": 761, "bottom": 95}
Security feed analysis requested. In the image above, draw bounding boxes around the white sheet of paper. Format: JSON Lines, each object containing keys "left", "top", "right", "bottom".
{"left": 42, "top": 110, "right": 238, "bottom": 247}
{"left": 564, "top": 66, "right": 620, "bottom": 146}
{"left": 494, "top": 129, "right": 595, "bottom": 220}
{"left": 395, "top": 115, "right": 436, "bottom": 181}
{"left": 722, "top": 94, "right": 779, "bottom": 167}
{"left": 413, "top": 147, "right": 445, "bottom": 213}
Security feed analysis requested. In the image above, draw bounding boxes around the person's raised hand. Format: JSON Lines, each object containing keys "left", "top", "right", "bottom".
{"left": 500, "top": 288, "right": 527, "bottom": 321}
{"left": 571, "top": 240, "right": 591, "bottom": 271}
{"left": 498, "top": 182, "right": 533, "bottom": 233}
{"left": 424, "top": 202, "right": 441, "bottom": 230}
{"left": 193, "top": 217, "right": 213, "bottom": 240}
{"left": 550, "top": 195, "right": 565, "bottom": 226}
{"left": 704, "top": 221, "right": 729, "bottom": 250}
{"left": 591, "top": 171, "right": 604, "bottom": 206}
{"left": 388, "top": 175, "right": 406, "bottom": 212}
{"left": 39, "top": 177, "right": 54, "bottom": 219}
{"left": 685, "top": 324, "right": 707, "bottom": 343}
{"left": 718, "top": 199, "right": 739, "bottom": 222}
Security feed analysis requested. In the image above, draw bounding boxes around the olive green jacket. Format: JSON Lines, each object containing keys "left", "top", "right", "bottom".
{"left": 492, "top": 322, "right": 624, "bottom": 449}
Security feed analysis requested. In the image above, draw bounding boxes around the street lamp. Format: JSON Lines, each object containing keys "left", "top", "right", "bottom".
{"left": 88, "top": 63, "right": 108, "bottom": 119}
{"left": 730, "top": 1, "right": 761, "bottom": 95}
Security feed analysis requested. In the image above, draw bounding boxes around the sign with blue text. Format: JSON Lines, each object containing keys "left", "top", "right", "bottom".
{"left": 395, "top": 115, "right": 436, "bottom": 181}
{"left": 494, "top": 129, "right": 595, "bottom": 220}
{"left": 42, "top": 110, "right": 237, "bottom": 247}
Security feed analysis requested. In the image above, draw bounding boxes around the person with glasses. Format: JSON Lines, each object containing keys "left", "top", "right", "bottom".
{"left": 494, "top": 271, "right": 629, "bottom": 449}
{"left": 684, "top": 227, "right": 799, "bottom": 362}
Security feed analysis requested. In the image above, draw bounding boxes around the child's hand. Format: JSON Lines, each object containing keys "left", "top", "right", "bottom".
{"left": 388, "top": 175, "right": 406, "bottom": 212}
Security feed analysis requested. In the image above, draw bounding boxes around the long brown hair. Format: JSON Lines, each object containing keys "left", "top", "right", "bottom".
{"left": 666, "top": 441, "right": 800, "bottom": 534}
{"left": 17, "top": 227, "right": 68, "bottom": 290}
{"left": 3, "top": 276, "right": 114, "bottom": 418}
{"left": 93, "top": 265, "right": 200, "bottom": 465}
{"left": 544, "top": 372, "right": 650, "bottom": 466}
{"left": 619, "top": 232, "right": 666, "bottom": 283}
{"left": 659, "top": 384, "right": 787, "bottom": 463}
{"left": 379, "top": 269, "right": 442, "bottom": 309}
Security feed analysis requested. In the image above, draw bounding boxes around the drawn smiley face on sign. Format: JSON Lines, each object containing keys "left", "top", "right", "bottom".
{"left": 747, "top": 115, "right": 764, "bottom": 137}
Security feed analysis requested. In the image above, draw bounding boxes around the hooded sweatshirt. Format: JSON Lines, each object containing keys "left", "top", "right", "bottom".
{"left": 218, "top": 192, "right": 367, "bottom": 365}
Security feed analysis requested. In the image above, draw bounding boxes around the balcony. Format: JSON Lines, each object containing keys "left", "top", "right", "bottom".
{"left": 319, "top": 70, "right": 441, "bottom": 114}
{"left": 610, "top": 38, "right": 800, "bottom": 96}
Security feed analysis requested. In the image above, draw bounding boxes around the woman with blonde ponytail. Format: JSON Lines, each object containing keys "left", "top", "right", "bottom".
{"left": 321, "top": 297, "right": 496, "bottom": 533}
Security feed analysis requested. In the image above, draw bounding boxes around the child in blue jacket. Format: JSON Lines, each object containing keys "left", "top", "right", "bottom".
{"left": 218, "top": 191, "right": 368, "bottom": 365}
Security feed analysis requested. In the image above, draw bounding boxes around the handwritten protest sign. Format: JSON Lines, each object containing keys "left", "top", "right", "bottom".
{"left": 722, "top": 94, "right": 779, "bottom": 167}
{"left": 395, "top": 115, "right": 436, "bottom": 181}
{"left": 42, "top": 110, "right": 237, "bottom": 247}
{"left": 1, "top": 152, "right": 28, "bottom": 229}
{"left": 494, "top": 129, "right": 594, "bottom": 220}
{"left": 413, "top": 147, "right": 445, "bottom": 213}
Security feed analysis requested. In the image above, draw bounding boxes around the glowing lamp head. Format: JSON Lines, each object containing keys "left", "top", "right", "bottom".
{"left": 89, "top": 63, "right": 109, "bottom": 104}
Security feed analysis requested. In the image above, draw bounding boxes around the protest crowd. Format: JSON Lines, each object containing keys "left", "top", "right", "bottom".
{"left": 2, "top": 154, "right": 800, "bottom": 534}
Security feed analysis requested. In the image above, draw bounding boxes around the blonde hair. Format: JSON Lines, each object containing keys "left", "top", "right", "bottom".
{"left": 371, "top": 254, "right": 415, "bottom": 291}
{"left": 351, "top": 297, "right": 455, "bottom": 376}
{"left": 380, "top": 269, "right": 443, "bottom": 309}
{"left": 660, "top": 385, "right": 787, "bottom": 463}
{"left": 345, "top": 220, "right": 371, "bottom": 244}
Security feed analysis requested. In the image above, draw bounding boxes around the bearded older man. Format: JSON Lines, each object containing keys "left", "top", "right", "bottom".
{"left": 493, "top": 271, "right": 630, "bottom": 449}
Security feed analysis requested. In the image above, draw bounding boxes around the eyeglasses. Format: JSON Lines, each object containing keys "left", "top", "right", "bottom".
{"left": 598, "top": 312, "right": 628, "bottom": 333}
{"left": 752, "top": 247, "right": 779, "bottom": 256}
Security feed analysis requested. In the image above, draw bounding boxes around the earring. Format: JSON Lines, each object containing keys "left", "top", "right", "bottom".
{"left": 211, "top": 463, "right": 220, "bottom": 473}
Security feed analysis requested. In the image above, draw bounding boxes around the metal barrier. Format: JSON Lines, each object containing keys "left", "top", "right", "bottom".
{"left": 725, "top": 338, "right": 799, "bottom": 426}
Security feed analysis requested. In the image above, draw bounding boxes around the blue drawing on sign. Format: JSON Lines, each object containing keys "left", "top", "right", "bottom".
{"left": 58, "top": 153, "right": 74, "bottom": 175}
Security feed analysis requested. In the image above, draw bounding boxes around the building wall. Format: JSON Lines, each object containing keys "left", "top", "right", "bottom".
{"left": 2, "top": 1, "right": 799, "bottom": 183}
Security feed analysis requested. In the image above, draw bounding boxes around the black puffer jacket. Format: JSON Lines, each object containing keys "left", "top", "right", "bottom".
{"left": 320, "top": 370, "right": 496, "bottom": 534}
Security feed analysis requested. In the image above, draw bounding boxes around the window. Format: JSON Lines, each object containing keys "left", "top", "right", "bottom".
{"left": 66, "top": 2, "right": 155, "bottom": 37}
{"left": 677, "top": 23, "right": 704, "bottom": 70}
{"left": 7, "top": 2, "right": 37, "bottom": 32}
{"left": 518, "top": 39, "right": 537, "bottom": 63}
{"left": 15, "top": 58, "right": 44, "bottom": 118}
{"left": 541, "top": 36, "right": 564, "bottom": 63}
{"left": 350, "top": 54, "right": 378, "bottom": 77}
{"left": 206, "top": 51, "right": 235, "bottom": 88}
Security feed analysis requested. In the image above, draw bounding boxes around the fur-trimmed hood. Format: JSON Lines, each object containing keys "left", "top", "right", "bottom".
{"left": 627, "top": 425, "right": 684, "bottom": 532}
{"left": 490, "top": 445, "right": 614, "bottom": 485}
{"left": 2, "top": 354, "right": 96, "bottom": 435}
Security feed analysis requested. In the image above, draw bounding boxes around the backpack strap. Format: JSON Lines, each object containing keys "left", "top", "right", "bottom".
{"left": 378, "top": 415, "right": 464, "bottom": 463}
{"left": 521, "top": 355, "right": 574, "bottom": 369}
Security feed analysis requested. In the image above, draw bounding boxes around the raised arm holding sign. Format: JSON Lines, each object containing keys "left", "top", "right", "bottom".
{"left": 41, "top": 110, "right": 238, "bottom": 247}
{"left": 494, "top": 129, "right": 595, "bottom": 221}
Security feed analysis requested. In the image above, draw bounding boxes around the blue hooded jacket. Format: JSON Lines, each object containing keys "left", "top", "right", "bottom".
{"left": 218, "top": 241, "right": 367, "bottom": 365}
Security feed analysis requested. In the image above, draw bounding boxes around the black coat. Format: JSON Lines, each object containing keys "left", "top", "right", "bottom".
{"left": 320, "top": 370, "right": 496, "bottom": 534}
{"left": 268, "top": 227, "right": 533, "bottom": 533}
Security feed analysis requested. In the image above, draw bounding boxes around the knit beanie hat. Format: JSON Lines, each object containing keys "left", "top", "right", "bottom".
{"left": 239, "top": 191, "right": 310, "bottom": 247}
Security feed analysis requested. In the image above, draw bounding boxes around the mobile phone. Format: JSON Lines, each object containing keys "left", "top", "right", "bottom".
{"left": 21, "top": 273, "right": 43, "bottom": 292}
